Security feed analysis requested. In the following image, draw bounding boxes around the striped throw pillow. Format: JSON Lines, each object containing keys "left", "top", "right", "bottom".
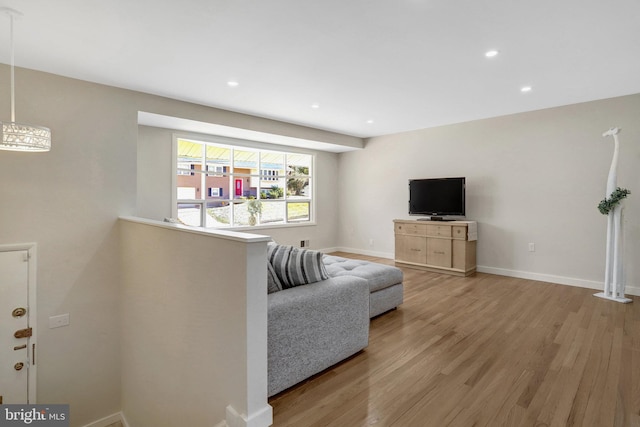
{"left": 267, "top": 262, "right": 283, "bottom": 294}
{"left": 267, "top": 243, "right": 329, "bottom": 289}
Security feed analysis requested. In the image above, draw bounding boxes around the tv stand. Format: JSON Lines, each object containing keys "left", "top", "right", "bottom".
{"left": 394, "top": 219, "right": 477, "bottom": 276}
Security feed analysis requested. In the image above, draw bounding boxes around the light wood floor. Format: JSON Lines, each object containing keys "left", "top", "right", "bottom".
{"left": 269, "top": 253, "right": 640, "bottom": 427}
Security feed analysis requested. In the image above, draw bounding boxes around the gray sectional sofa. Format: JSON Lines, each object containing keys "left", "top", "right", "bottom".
{"left": 267, "top": 249, "right": 403, "bottom": 397}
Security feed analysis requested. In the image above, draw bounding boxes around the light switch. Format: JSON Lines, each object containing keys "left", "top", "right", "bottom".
{"left": 49, "top": 313, "right": 70, "bottom": 329}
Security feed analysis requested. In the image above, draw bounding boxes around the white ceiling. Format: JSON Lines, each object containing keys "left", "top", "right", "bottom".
{"left": 2, "top": 0, "right": 640, "bottom": 138}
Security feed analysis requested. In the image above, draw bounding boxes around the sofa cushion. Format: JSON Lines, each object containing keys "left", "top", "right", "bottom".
{"left": 323, "top": 255, "right": 403, "bottom": 293}
{"left": 268, "top": 243, "right": 329, "bottom": 289}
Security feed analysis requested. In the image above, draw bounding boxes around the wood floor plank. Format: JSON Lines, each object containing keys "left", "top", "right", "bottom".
{"left": 269, "top": 254, "right": 640, "bottom": 426}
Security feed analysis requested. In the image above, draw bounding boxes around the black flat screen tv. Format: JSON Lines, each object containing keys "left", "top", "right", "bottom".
{"left": 408, "top": 177, "right": 466, "bottom": 219}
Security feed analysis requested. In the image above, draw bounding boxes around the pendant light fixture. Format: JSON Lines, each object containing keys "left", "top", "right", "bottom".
{"left": 0, "top": 7, "right": 51, "bottom": 152}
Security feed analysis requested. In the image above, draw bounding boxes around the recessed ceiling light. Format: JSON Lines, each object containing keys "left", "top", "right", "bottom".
{"left": 227, "top": 81, "right": 239, "bottom": 87}
{"left": 485, "top": 50, "right": 499, "bottom": 58}
{"left": 521, "top": 86, "right": 532, "bottom": 92}
{"left": 311, "top": 103, "right": 320, "bottom": 109}
{"left": 366, "top": 119, "right": 374, "bottom": 124}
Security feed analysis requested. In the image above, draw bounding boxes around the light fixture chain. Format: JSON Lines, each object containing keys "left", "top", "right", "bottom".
{"left": 1, "top": 7, "right": 52, "bottom": 152}
{"left": 10, "top": 11, "right": 15, "bottom": 122}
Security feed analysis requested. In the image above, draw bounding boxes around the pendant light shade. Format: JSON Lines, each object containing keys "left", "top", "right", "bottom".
{"left": 1, "top": 122, "right": 51, "bottom": 151}
{"left": 1, "top": 7, "right": 51, "bottom": 152}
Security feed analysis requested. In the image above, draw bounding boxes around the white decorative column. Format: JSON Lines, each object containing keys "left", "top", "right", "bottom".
{"left": 594, "top": 127, "right": 632, "bottom": 303}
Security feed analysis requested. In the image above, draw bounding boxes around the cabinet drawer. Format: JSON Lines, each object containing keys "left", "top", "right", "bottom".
{"left": 395, "top": 235, "right": 427, "bottom": 264}
{"left": 427, "top": 238, "right": 452, "bottom": 268}
{"left": 395, "top": 222, "right": 427, "bottom": 236}
{"left": 426, "top": 224, "right": 452, "bottom": 237}
{"left": 452, "top": 226, "right": 467, "bottom": 240}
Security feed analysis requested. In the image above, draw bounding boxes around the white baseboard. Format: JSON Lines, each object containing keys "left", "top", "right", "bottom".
{"left": 477, "top": 265, "right": 601, "bottom": 289}
{"left": 82, "top": 412, "right": 125, "bottom": 427}
{"left": 319, "top": 246, "right": 340, "bottom": 254}
{"left": 325, "top": 248, "right": 639, "bottom": 298}
{"left": 477, "top": 265, "right": 639, "bottom": 297}
{"left": 223, "top": 404, "right": 273, "bottom": 427}
{"left": 85, "top": 405, "right": 272, "bottom": 427}
{"left": 626, "top": 285, "right": 640, "bottom": 297}
{"left": 323, "top": 246, "right": 394, "bottom": 259}
{"left": 94, "top": 407, "right": 273, "bottom": 427}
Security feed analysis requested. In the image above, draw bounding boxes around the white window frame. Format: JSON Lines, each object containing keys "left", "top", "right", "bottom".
{"left": 172, "top": 133, "right": 315, "bottom": 229}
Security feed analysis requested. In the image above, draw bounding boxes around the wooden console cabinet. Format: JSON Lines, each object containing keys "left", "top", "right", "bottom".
{"left": 394, "top": 219, "right": 477, "bottom": 276}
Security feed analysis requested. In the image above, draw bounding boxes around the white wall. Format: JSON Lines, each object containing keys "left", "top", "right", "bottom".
{"left": 0, "top": 64, "right": 358, "bottom": 426}
{"left": 338, "top": 94, "right": 640, "bottom": 294}
{"left": 137, "top": 126, "right": 341, "bottom": 251}
{"left": 120, "top": 218, "right": 272, "bottom": 427}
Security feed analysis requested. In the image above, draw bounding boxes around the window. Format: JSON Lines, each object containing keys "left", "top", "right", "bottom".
{"left": 177, "top": 162, "right": 193, "bottom": 175}
{"left": 207, "top": 165, "right": 227, "bottom": 174}
{"left": 174, "top": 137, "right": 313, "bottom": 228}
{"left": 208, "top": 187, "right": 223, "bottom": 197}
{"left": 262, "top": 169, "right": 279, "bottom": 181}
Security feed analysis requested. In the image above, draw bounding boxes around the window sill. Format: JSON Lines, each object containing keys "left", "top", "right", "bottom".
{"left": 221, "top": 222, "right": 317, "bottom": 232}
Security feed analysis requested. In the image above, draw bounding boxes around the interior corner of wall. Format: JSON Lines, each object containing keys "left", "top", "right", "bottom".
{"left": 225, "top": 405, "right": 244, "bottom": 427}
{"left": 213, "top": 419, "right": 229, "bottom": 427}
{"left": 120, "top": 412, "right": 131, "bottom": 427}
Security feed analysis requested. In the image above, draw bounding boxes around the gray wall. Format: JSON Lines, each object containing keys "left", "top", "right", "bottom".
{"left": 2, "top": 61, "right": 638, "bottom": 425}
{"left": 338, "top": 94, "right": 640, "bottom": 293}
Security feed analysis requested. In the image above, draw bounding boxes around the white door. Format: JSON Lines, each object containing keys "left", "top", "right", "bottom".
{"left": 0, "top": 249, "right": 34, "bottom": 404}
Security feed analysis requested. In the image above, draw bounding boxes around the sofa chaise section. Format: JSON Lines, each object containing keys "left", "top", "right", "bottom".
{"left": 267, "top": 275, "right": 370, "bottom": 397}
{"left": 323, "top": 255, "right": 404, "bottom": 318}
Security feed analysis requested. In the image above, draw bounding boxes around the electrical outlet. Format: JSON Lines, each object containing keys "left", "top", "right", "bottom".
{"left": 300, "top": 240, "right": 310, "bottom": 248}
{"left": 49, "top": 313, "right": 70, "bottom": 329}
{"left": 369, "top": 239, "right": 374, "bottom": 247}
{"left": 528, "top": 243, "right": 535, "bottom": 252}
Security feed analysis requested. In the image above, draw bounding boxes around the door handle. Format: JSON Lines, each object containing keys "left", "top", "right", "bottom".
{"left": 14, "top": 327, "right": 33, "bottom": 339}
{"left": 14, "top": 344, "right": 27, "bottom": 351}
